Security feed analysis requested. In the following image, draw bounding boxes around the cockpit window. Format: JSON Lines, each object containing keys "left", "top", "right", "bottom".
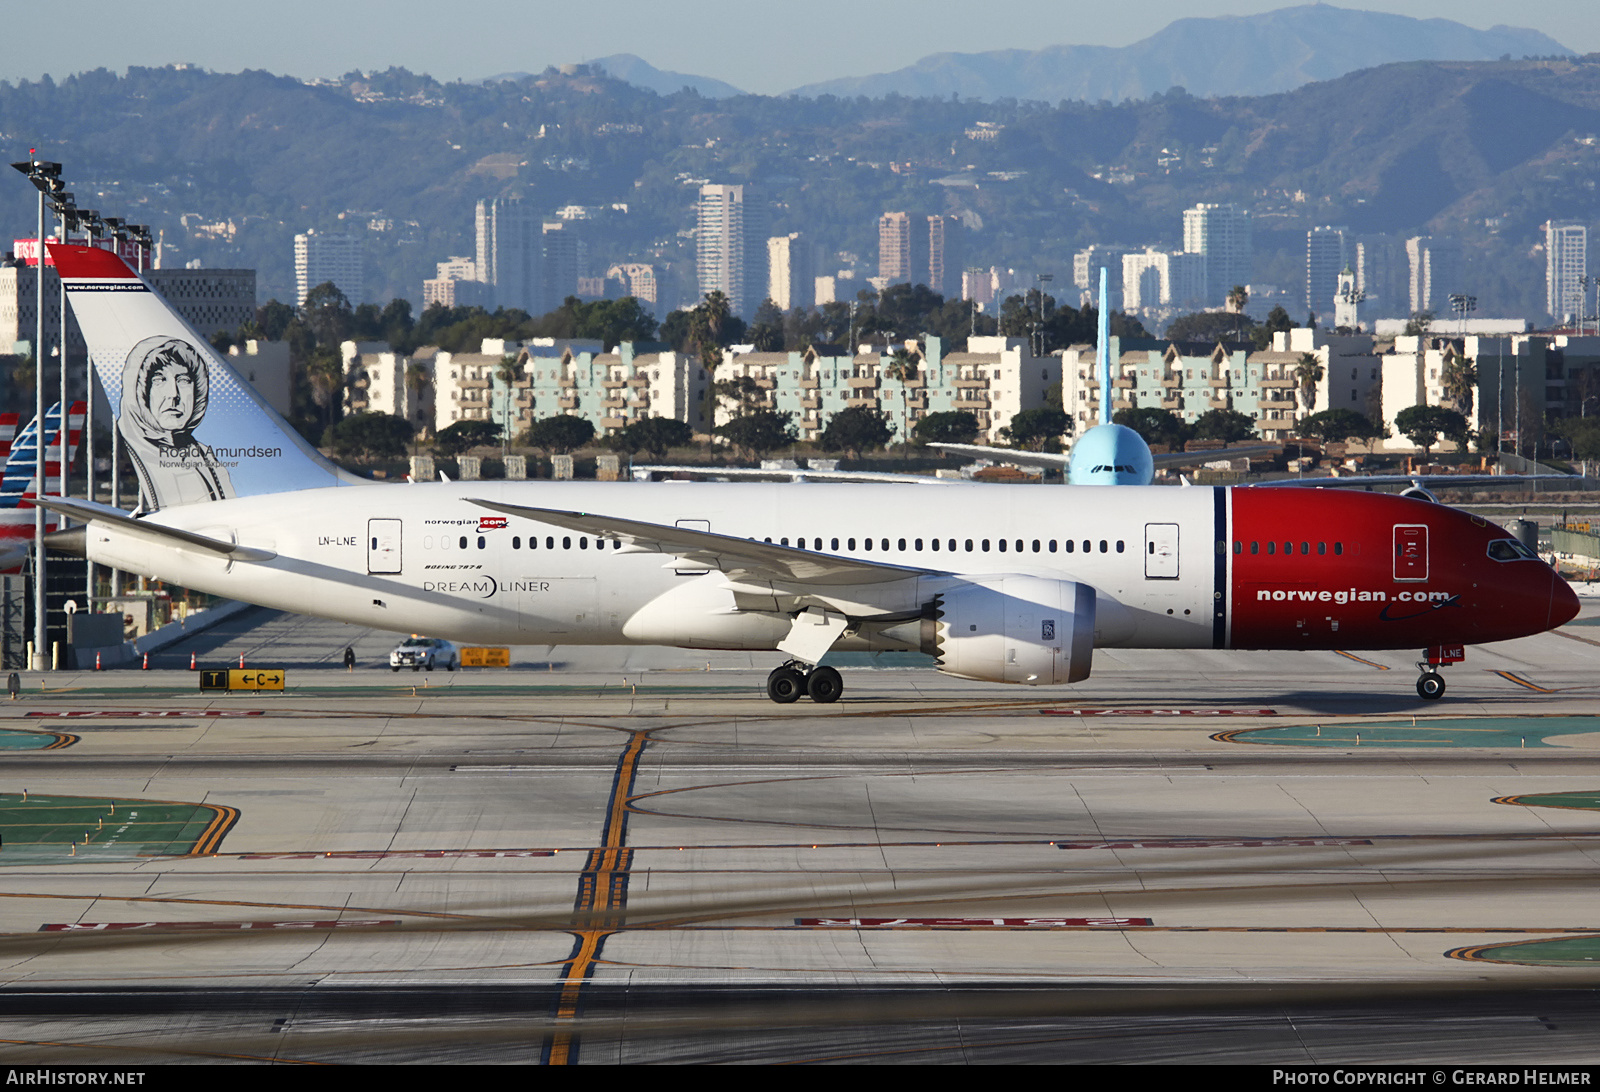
{"left": 1487, "top": 539, "right": 1537, "bottom": 562}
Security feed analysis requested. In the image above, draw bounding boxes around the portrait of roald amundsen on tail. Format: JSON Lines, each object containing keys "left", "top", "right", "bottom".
{"left": 119, "top": 335, "right": 236, "bottom": 509}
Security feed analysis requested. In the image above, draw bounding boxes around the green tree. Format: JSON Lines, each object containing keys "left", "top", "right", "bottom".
{"left": 435, "top": 419, "right": 502, "bottom": 456}
{"left": 1192, "top": 408, "right": 1258, "bottom": 442}
{"left": 713, "top": 375, "right": 768, "bottom": 417}
{"left": 1251, "top": 305, "right": 1298, "bottom": 351}
{"left": 1295, "top": 408, "right": 1381, "bottom": 446}
{"left": 606, "top": 417, "right": 696, "bottom": 460}
{"left": 302, "top": 281, "right": 354, "bottom": 347}
{"left": 913, "top": 410, "right": 980, "bottom": 446}
{"left": 255, "top": 299, "right": 296, "bottom": 340}
{"left": 1403, "top": 311, "right": 1435, "bottom": 337}
{"left": 747, "top": 298, "right": 784, "bottom": 352}
{"left": 819, "top": 406, "right": 895, "bottom": 459}
{"left": 1165, "top": 311, "right": 1252, "bottom": 343}
{"left": 1395, "top": 404, "right": 1468, "bottom": 455}
{"left": 715, "top": 409, "right": 795, "bottom": 460}
{"left": 524, "top": 414, "right": 596, "bottom": 455}
{"left": 999, "top": 407, "right": 1071, "bottom": 451}
{"left": 327, "top": 412, "right": 413, "bottom": 461}
{"left": 1113, "top": 406, "right": 1191, "bottom": 448}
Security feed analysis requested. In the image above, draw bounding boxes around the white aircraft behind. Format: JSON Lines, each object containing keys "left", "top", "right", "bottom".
{"left": 42, "top": 243, "right": 1578, "bottom": 705}
{"left": 934, "top": 267, "right": 1273, "bottom": 484}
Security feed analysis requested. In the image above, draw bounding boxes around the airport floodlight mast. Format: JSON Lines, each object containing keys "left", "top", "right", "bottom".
{"left": 1034, "top": 272, "right": 1053, "bottom": 356}
{"left": 10, "top": 156, "right": 62, "bottom": 670}
{"left": 1448, "top": 293, "right": 1476, "bottom": 338}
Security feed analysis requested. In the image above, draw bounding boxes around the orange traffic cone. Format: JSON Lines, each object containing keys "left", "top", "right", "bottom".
{"left": 141, "top": 652, "right": 149, "bottom": 670}
{"left": 189, "top": 652, "right": 196, "bottom": 670}
{"left": 94, "top": 652, "right": 101, "bottom": 671}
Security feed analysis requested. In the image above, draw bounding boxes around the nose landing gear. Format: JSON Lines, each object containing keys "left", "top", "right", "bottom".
{"left": 766, "top": 661, "right": 844, "bottom": 704}
{"left": 1416, "top": 669, "right": 1446, "bottom": 700}
{"left": 1415, "top": 644, "right": 1464, "bottom": 701}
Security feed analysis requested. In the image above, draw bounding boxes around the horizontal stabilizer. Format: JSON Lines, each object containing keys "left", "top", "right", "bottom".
{"left": 35, "top": 496, "right": 276, "bottom": 562}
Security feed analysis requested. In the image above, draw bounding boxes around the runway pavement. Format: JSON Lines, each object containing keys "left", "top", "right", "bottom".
{"left": 0, "top": 602, "right": 1597, "bottom": 1063}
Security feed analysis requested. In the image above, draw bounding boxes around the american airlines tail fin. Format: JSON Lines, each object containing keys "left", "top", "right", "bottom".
{"left": 47, "top": 243, "right": 367, "bottom": 511}
{"left": 0, "top": 401, "right": 83, "bottom": 510}
{"left": 0, "top": 413, "right": 19, "bottom": 461}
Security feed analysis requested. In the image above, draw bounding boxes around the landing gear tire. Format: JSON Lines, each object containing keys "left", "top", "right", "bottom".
{"left": 1417, "top": 672, "right": 1446, "bottom": 700}
{"left": 807, "top": 666, "right": 843, "bottom": 704}
{"left": 767, "top": 667, "right": 805, "bottom": 704}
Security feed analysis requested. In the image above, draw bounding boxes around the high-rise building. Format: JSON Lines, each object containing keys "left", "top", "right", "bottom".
{"left": 698, "top": 184, "right": 754, "bottom": 317}
{"left": 1405, "top": 236, "right": 1459, "bottom": 316}
{"left": 768, "top": 233, "right": 815, "bottom": 311}
{"left": 1121, "top": 249, "right": 1205, "bottom": 314}
{"left": 1353, "top": 234, "right": 1404, "bottom": 316}
{"left": 1306, "top": 226, "right": 1349, "bottom": 317}
{"left": 605, "top": 263, "right": 657, "bottom": 307}
{"left": 475, "top": 196, "right": 540, "bottom": 313}
{"left": 926, "top": 215, "right": 963, "bottom": 299}
{"left": 1545, "top": 220, "right": 1588, "bottom": 322}
{"left": 423, "top": 257, "right": 489, "bottom": 309}
{"left": 877, "top": 211, "right": 914, "bottom": 287}
{"left": 1182, "top": 202, "right": 1251, "bottom": 307}
{"left": 878, "top": 213, "right": 962, "bottom": 296}
{"left": 293, "top": 229, "right": 363, "bottom": 306}
{"left": 539, "top": 221, "right": 580, "bottom": 315}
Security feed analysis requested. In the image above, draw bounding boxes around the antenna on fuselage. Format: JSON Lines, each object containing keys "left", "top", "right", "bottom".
{"left": 1097, "top": 266, "right": 1112, "bottom": 426}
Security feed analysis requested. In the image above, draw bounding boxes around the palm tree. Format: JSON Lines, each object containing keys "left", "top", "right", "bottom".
{"left": 1226, "top": 284, "right": 1249, "bottom": 340}
{"left": 1294, "top": 352, "right": 1324, "bottom": 413}
{"left": 404, "top": 361, "right": 431, "bottom": 448}
{"left": 1440, "top": 351, "right": 1477, "bottom": 419}
{"left": 496, "top": 352, "right": 526, "bottom": 456}
{"left": 306, "top": 350, "right": 346, "bottom": 436}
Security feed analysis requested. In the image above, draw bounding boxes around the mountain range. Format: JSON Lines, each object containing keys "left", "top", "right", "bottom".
{"left": 579, "top": 4, "right": 1574, "bottom": 104}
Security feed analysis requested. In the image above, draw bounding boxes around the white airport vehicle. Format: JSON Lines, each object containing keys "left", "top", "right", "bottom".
{"left": 389, "top": 636, "right": 459, "bottom": 672}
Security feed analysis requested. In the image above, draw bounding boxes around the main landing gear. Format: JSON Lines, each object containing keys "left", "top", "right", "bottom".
{"left": 766, "top": 661, "right": 843, "bottom": 704}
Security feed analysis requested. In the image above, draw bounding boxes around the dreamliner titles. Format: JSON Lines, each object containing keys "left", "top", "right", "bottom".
{"left": 422, "top": 577, "right": 555, "bottom": 598}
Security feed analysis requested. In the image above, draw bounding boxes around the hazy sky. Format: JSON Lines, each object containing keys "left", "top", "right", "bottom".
{"left": 2, "top": 1, "right": 1595, "bottom": 96}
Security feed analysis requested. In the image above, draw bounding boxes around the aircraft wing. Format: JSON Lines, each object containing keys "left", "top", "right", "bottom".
{"left": 928, "top": 441, "right": 1280, "bottom": 470}
{"left": 632, "top": 465, "right": 953, "bottom": 485}
{"left": 1151, "top": 444, "right": 1279, "bottom": 468}
{"left": 928, "top": 443, "right": 1067, "bottom": 468}
{"left": 1252, "top": 473, "right": 1576, "bottom": 490}
{"left": 468, "top": 499, "right": 940, "bottom": 586}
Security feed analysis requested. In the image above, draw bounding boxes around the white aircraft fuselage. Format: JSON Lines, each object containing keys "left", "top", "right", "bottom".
{"left": 77, "top": 479, "right": 1575, "bottom": 665}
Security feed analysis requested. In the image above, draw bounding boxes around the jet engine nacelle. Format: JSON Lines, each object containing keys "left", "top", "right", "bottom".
{"left": 932, "top": 575, "right": 1096, "bottom": 686}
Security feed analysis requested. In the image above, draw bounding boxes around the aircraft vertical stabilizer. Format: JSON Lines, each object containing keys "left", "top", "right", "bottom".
{"left": 1097, "top": 265, "right": 1111, "bottom": 425}
{"left": 46, "top": 243, "right": 366, "bottom": 511}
